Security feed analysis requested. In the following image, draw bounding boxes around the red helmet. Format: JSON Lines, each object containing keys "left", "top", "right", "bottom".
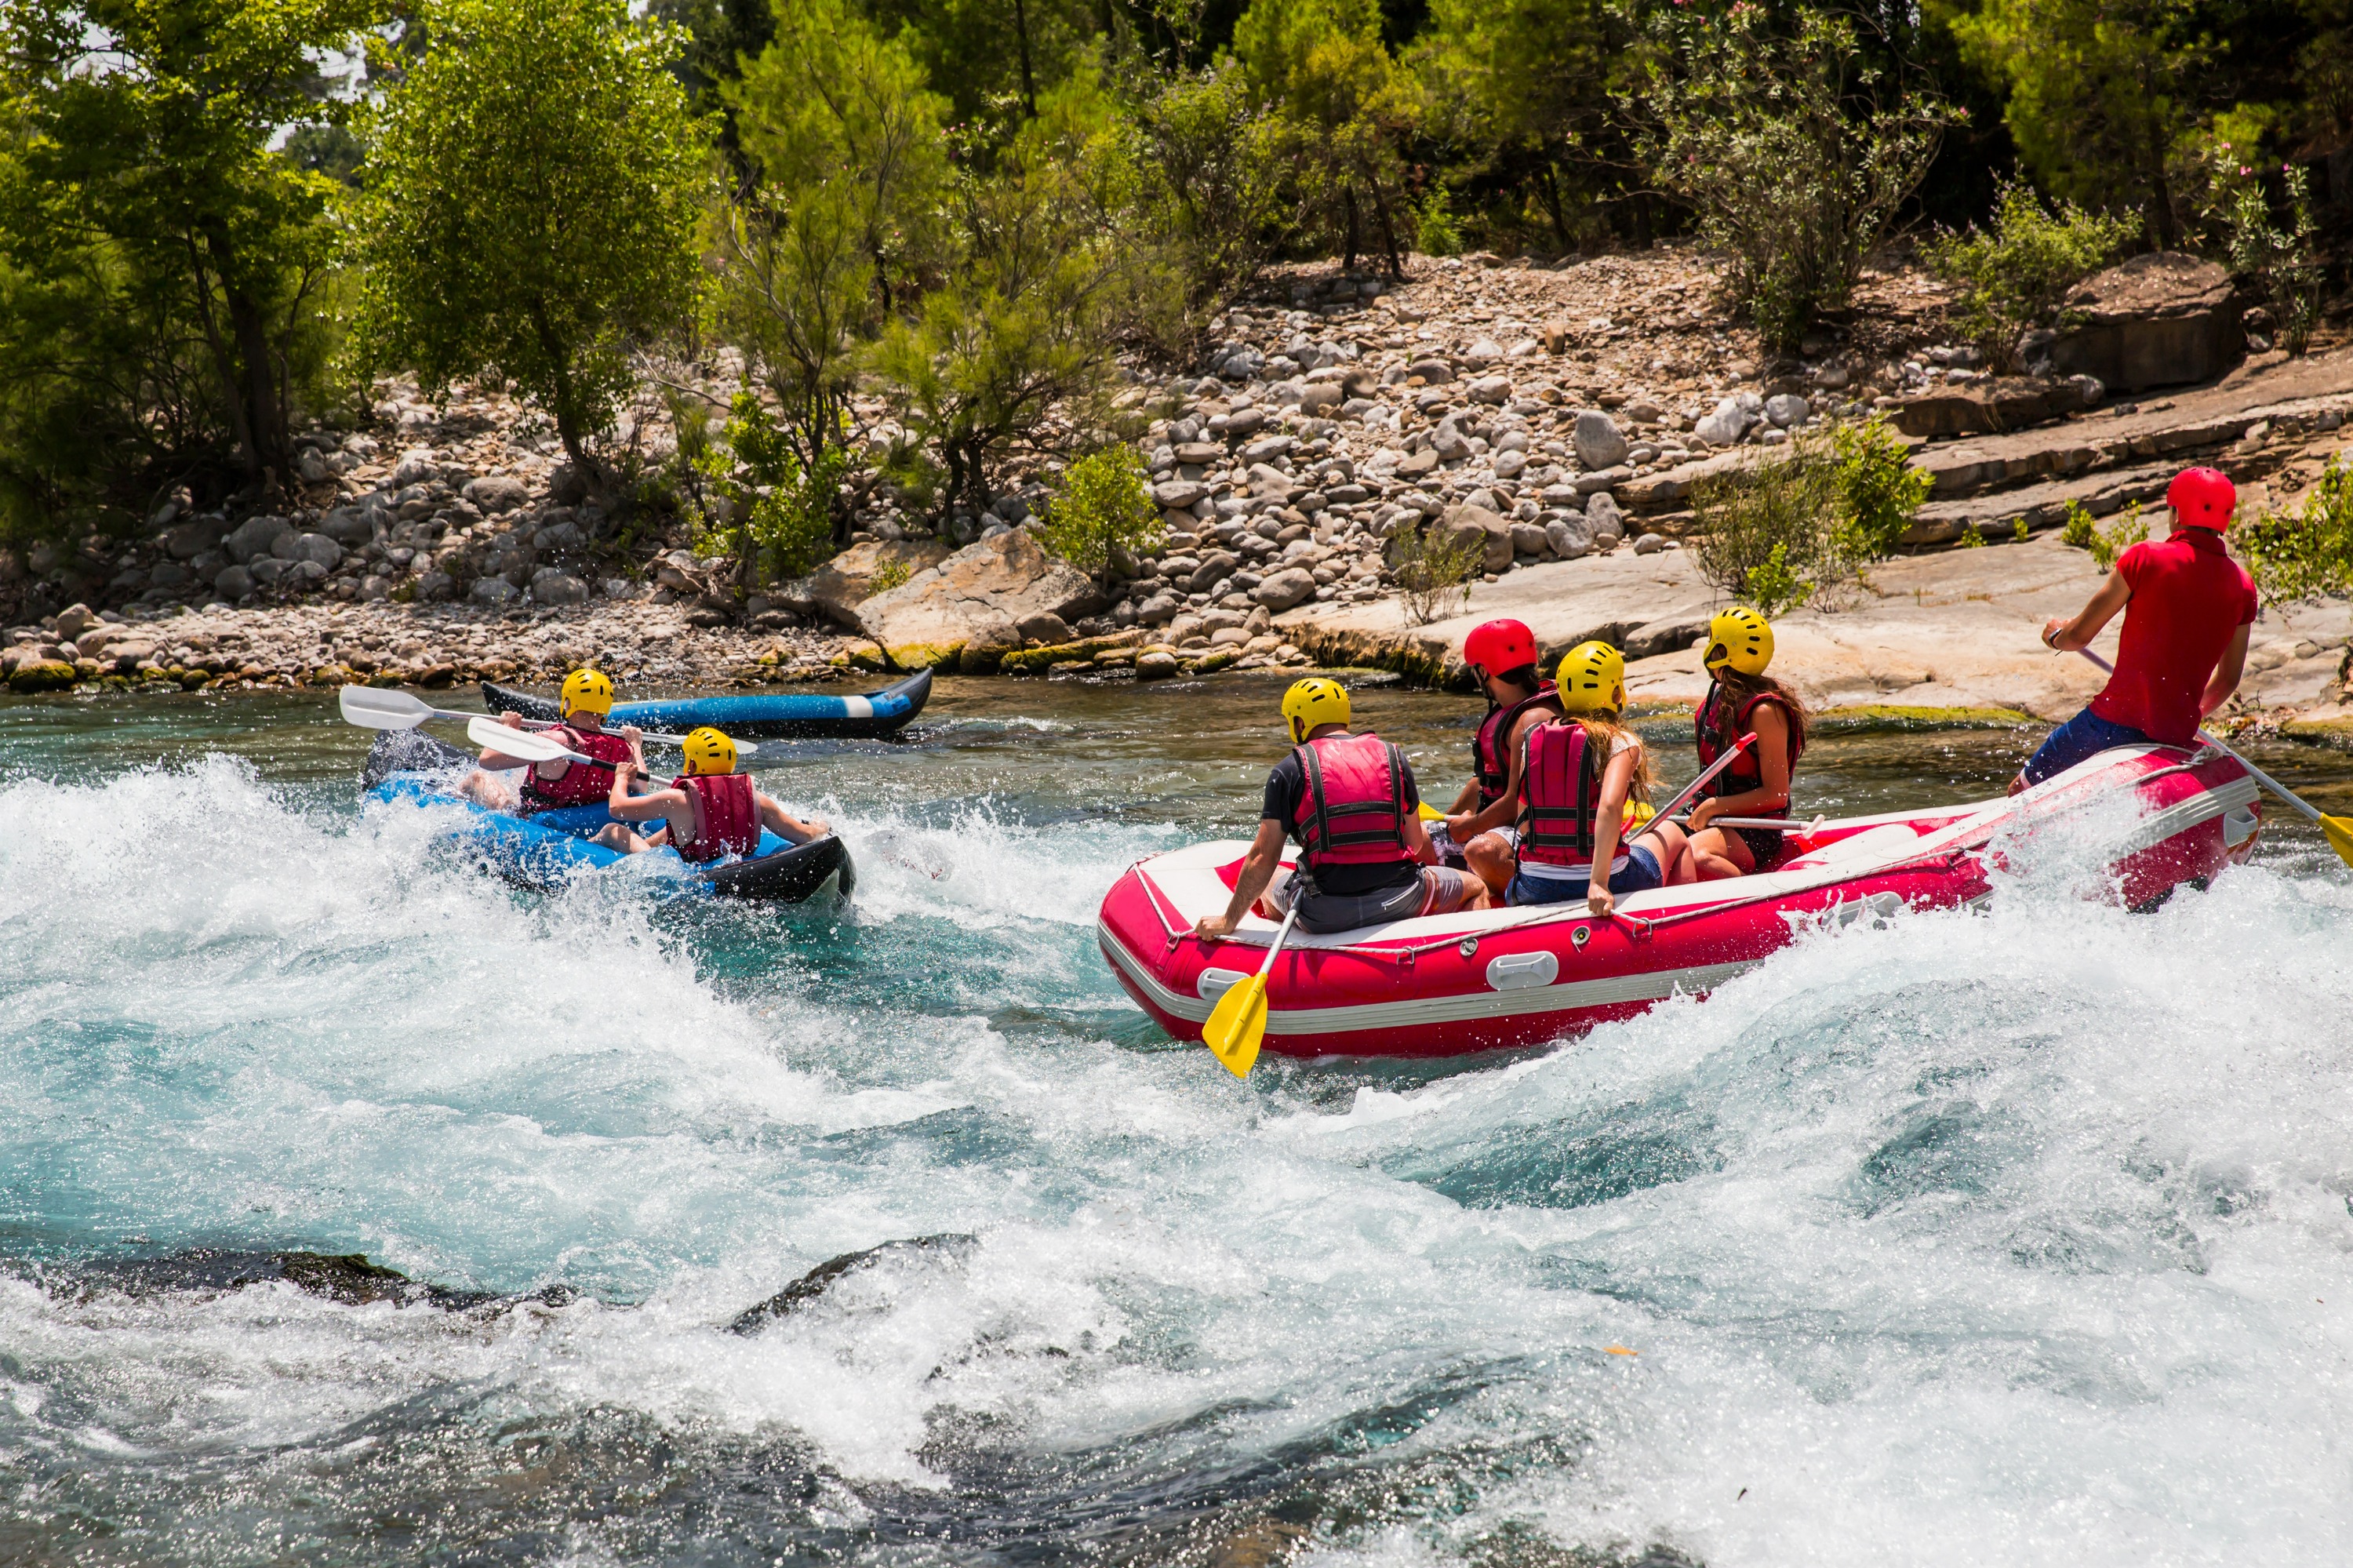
{"left": 2166, "top": 467, "right": 2235, "bottom": 530}
{"left": 1464, "top": 618, "right": 1537, "bottom": 677}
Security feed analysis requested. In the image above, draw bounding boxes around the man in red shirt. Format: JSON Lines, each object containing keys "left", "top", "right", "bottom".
{"left": 2013, "top": 466, "right": 2257, "bottom": 791}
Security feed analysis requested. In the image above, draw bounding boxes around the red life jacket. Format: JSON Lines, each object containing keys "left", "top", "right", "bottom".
{"left": 1516, "top": 719, "right": 1605, "bottom": 868}
{"left": 522, "top": 725, "right": 635, "bottom": 809}
{"left": 1693, "top": 683, "right": 1803, "bottom": 805}
{"left": 1293, "top": 732, "right": 1413, "bottom": 871}
{"left": 668, "top": 771, "right": 761, "bottom": 864}
{"left": 1471, "top": 682, "right": 1563, "bottom": 808}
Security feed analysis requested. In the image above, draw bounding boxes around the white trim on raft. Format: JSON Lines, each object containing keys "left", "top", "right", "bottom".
{"left": 1133, "top": 745, "right": 2252, "bottom": 952}
{"left": 840, "top": 696, "right": 875, "bottom": 720}
{"left": 1098, "top": 919, "right": 1761, "bottom": 1035}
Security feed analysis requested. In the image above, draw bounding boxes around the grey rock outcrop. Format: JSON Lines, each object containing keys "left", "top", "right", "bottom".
{"left": 2051, "top": 252, "right": 2243, "bottom": 392}
{"left": 856, "top": 529, "right": 1107, "bottom": 672}
{"left": 1572, "top": 411, "right": 1630, "bottom": 470}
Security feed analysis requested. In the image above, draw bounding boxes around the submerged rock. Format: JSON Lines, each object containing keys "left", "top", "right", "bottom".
{"left": 726, "top": 1234, "right": 979, "bottom": 1335}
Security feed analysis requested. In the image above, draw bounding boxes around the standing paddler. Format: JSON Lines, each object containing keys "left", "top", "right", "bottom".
{"left": 2015, "top": 466, "right": 2257, "bottom": 792}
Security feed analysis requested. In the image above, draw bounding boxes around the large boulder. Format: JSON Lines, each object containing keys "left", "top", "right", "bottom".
{"left": 1251, "top": 566, "right": 1317, "bottom": 611}
{"left": 529, "top": 568, "right": 591, "bottom": 606}
{"left": 223, "top": 515, "right": 294, "bottom": 565}
{"left": 1431, "top": 504, "right": 1515, "bottom": 573}
{"left": 1572, "top": 411, "right": 1630, "bottom": 470}
{"left": 463, "top": 475, "right": 531, "bottom": 515}
{"left": 1889, "top": 377, "right": 2090, "bottom": 438}
{"left": 2050, "top": 252, "right": 2242, "bottom": 391}
{"left": 165, "top": 515, "right": 224, "bottom": 560}
{"left": 856, "top": 529, "right": 1105, "bottom": 672}
{"left": 778, "top": 538, "right": 953, "bottom": 630}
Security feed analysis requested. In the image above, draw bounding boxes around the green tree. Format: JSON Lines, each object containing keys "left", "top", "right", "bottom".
{"left": 870, "top": 75, "right": 1141, "bottom": 522}
{"left": 1233, "top": 0, "right": 1417, "bottom": 275}
{"left": 1946, "top": 0, "right": 2207, "bottom": 246}
{"left": 1630, "top": 3, "right": 1952, "bottom": 350}
{"left": 0, "top": 0, "right": 380, "bottom": 508}
{"left": 352, "top": 0, "right": 712, "bottom": 471}
{"left": 1124, "top": 63, "right": 1289, "bottom": 309}
{"left": 1413, "top": 0, "right": 1636, "bottom": 249}
{"left": 717, "top": 0, "right": 949, "bottom": 472}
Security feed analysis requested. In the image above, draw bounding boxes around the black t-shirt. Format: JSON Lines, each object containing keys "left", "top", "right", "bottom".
{"left": 1263, "top": 739, "right": 1423, "bottom": 897}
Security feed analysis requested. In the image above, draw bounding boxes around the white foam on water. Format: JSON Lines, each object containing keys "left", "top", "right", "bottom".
{"left": 5, "top": 751, "right": 2352, "bottom": 1563}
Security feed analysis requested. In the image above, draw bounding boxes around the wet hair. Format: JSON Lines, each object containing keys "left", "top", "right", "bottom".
{"left": 1568, "top": 711, "right": 1655, "bottom": 801}
{"left": 1711, "top": 667, "right": 1809, "bottom": 757}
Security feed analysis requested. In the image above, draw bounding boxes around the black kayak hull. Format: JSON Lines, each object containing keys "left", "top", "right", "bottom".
{"left": 482, "top": 668, "right": 930, "bottom": 740}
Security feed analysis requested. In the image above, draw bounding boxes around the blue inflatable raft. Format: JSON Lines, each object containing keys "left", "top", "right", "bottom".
{"left": 482, "top": 668, "right": 930, "bottom": 740}
{"left": 363, "top": 730, "right": 854, "bottom": 903}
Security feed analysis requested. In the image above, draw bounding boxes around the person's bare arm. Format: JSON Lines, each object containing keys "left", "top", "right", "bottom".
{"left": 475, "top": 711, "right": 540, "bottom": 772}
{"left": 1586, "top": 748, "right": 1640, "bottom": 919}
{"left": 2043, "top": 567, "right": 2133, "bottom": 653}
{"left": 1192, "top": 819, "right": 1289, "bottom": 940}
{"left": 1688, "top": 705, "right": 1791, "bottom": 828}
{"left": 2200, "top": 623, "right": 2252, "bottom": 719}
{"left": 757, "top": 794, "right": 830, "bottom": 844}
{"left": 606, "top": 761, "right": 679, "bottom": 823}
{"left": 1448, "top": 711, "right": 1541, "bottom": 840}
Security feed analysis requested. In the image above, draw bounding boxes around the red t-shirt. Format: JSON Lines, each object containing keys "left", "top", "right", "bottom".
{"left": 2089, "top": 529, "right": 2257, "bottom": 746}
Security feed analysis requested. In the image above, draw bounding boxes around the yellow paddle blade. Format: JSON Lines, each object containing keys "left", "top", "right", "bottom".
{"left": 1201, "top": 975, "right": 1268, "bottom": 1079}
{"left": 1417, "top": 802, "right": 1443, "bottom": 822}
{"left": 2324, "top": 814, "right": 2353, "bottom": 869}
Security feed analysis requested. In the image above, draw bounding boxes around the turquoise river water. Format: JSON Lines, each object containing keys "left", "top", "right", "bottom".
{"left": 4, "top": 675, "right": 2353, "bottom": 1566}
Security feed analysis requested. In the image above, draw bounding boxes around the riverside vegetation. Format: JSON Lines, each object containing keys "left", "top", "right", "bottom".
{"left": 1, "top": 0, "right": 2350, "bottom": 696}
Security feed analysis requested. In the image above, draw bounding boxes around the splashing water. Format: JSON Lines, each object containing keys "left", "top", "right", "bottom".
{"left": 3, "top": 681, "right": 2351, "bottom": 1566}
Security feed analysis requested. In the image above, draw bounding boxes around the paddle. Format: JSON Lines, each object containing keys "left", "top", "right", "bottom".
{"left": 1697, "top": 814, "right": 1828, "bottom": 834}
{"left": 463, "top": 715, "right": 596, "bottom": 766}
{"left": 336, "top": 685, "right": 741, "bottom": 752}
{"left": 1201, "top": 904, "right": 1300, "bottom": 1079}
{"left": 2073, "top": 649, "right": 2353, "bottom": 867}
{"left": 1650, "top": 730, "right": 1758, "bottom": 825}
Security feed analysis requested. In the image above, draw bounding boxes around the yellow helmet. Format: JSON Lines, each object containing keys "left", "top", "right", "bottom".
{"left": 1703, "top": 606, "right": 1774, "bottom": 676}
{"left": 1555, "top": 642, "right": 1626, "bottom": 715}
{"left": 681, "top": 726, "right": 738, "bottom": 777}
{"left": 1281, "top": 677, "right": 1351, "bottom": 744}
{"left": 560, "top": 666, "right": 616, "bottom": 718}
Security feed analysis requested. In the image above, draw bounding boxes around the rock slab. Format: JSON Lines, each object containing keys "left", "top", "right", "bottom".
{"left": 856, "top": 529, "right": 1106, "bottom": 672}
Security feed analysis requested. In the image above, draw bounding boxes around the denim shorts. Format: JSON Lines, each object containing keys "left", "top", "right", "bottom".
{"left": 2021, "top": 707, "right": 2155, "bottom": 786}
{"left": 1506, "top": 842, "right": 1663, "bottom": 906}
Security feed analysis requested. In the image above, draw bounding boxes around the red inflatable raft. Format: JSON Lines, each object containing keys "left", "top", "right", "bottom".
{"left": 1097, "top": 744, "right": 2262, "bottom": 1060}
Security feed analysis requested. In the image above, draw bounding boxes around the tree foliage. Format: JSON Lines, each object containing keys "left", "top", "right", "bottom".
{"left": 1630, "top": 2, "right": 1953, "bottom": 351}
{"left": 1234, "top": 0, "right": 1419, "bottom": 275}
{"left": 351, "top": 0, "right": 712, "bottom": 470}
{"left": 0, "top": 0, "right": 379, "bottom": 536}
{"left": 1923, "top": 180, "right": 2133, "bottom": 372}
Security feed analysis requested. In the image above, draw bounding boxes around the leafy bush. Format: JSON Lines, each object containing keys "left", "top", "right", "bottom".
{"left": 2059, "top": 498, "right": 2148, "bottom": 570}
{"left": 692, "top": 390, "right": 844, "bottom": 583}
{"left": 1389, "top": 518, "right": 1482, "bottom": 625}
{"left": 1693, "top": 417, "right": 1929, "bottom": 613}
{"left": 2234, "top": 460, "right": 2353, "bottom": 602}
{"left": 1036, "top": 448, "right": 1160, "bottom": 575}
{"left": 2218, "top": 158, "right": 2323, "bottom": 357}
{"left": 868, "top": 558, "right": 912, "bottom": 594}
{"left": 1416, "top": 187, "right": 1465, "bottom": 256}
{"left": 1923, "top": 181, "right": 2133, "bottom": 373}
{"left": 1127, "top": 64, "right": 1290, "bottom": 311}
{"left": 1629, "top": 5, "right": 1953, "bottom": 350}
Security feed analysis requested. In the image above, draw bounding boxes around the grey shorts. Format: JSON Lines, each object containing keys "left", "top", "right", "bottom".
{"left": 1264, "top": 864, "right": 1482, "bottom": 934}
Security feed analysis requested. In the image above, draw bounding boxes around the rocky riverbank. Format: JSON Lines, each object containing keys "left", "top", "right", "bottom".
{"left": 5, "top": 246, "right": 2351, "bottom": 719}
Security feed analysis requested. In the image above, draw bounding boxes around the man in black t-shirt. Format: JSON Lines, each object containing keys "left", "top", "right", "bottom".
{"left": 1194, "top": 679, "right": 1487, "bottom": 938}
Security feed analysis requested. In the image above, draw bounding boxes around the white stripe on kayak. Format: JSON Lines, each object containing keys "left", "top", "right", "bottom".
{"left": 1098, "top": 922, "right": 1760, "bottom": 1036}
{"left": 841, "top": 696, "right": 874, "bottom": 720}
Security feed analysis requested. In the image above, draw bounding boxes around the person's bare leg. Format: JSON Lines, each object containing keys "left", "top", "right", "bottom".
{"left": 589, "top": 822, "right": 650, "bottom": 853}
{"left": 1463, "top": 831, "right": 1517, "bottom": 897}
{"left": 457, "top": 769, "right": 518, "bottom": 810}
{"left": 1687, "top": 826, "right": 1752, "bottom": 881}
{"left": 1635, "top": 820, "right": 1698, "bottom": 886}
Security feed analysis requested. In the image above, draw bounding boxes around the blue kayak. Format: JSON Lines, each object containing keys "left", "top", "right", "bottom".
{"left": 362, "top": 730, "right": 854, "bottom": 903}
{"left": 482, "top": 668, "right": 930, "bottom": 740}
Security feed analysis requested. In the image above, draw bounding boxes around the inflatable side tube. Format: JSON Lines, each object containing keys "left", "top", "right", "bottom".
{"left": 481, "top": 668, "right": 930, "bottom": 740}
{"left": 698, "top": 834, "right": 854, "bottom": 902}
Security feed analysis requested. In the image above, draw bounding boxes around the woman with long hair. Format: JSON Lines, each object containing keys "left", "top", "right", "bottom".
{"left": 1686, "top": 607, "right": 1809, "bottom": 879}
{"left": 1507, "top": 642, "right": 1695, "bottom": 915}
